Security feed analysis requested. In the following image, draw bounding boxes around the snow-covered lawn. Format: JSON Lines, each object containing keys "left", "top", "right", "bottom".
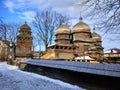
{"left": 0, "top": 62, "right": 84, "bottom": 90}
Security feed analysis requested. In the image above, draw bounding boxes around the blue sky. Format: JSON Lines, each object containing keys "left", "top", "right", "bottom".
{"left": 0, "top": 0, "right": 119, "bottom": 51}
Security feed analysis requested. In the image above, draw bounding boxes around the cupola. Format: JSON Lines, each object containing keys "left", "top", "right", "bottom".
{"left": 20, "top": 21, "right": 31, "bottom": 30}
{"left": 92, "top": 28, "right": 101, "bottom": 41}
{"left": 55, "top": 21, "right": 70, "bottom": 35}
{"left": 72, "top": 17, "right": 90, "bottom": 33}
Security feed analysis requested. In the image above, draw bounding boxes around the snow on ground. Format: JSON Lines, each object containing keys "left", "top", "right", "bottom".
{"left": 0, "top": 62, "right": 84, "bottom": 90}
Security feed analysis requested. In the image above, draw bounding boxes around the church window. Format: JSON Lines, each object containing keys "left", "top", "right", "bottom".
{"left": 69, "top": 47, "right": 71, "bottom": 49}
{"left": 65, "top": 47, "right": 67, "bottom": 49}
{"left": 73, "top": 47, "right": 76, "bottom": 50}
{"left": 56, "top": 46, "right": 59, "bottom": 49}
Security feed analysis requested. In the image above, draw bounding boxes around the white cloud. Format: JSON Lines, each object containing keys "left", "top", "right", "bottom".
{"left": 4, "top": 0, "right": 15, "bottom": 13}
{"left": 3, "top": 0, "right": 85, "bottom": 20}
{"left": 18, "top": 11, "right": 36, "bottom": 22}
{"left": 3, "top": 0, "right": 94, "bottom": 27}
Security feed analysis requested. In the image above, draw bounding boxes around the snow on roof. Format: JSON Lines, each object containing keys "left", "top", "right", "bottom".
{"left": 75, "top": 56, "right": 94, "bottom": 60}
{"left": 24, "top": 59, "right": 120, "bottom": 77}
{"left": 104, "top": 48, "right": 120, "bottom": 54}
{"left": 48, "top": 43, "right": 56, "bottom": 47}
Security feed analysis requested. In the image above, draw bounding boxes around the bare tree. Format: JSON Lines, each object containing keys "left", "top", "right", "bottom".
{"left": 7, "top": 23, "right": 20, "bottom": 44}
{"left": 0, "top": 19, "right": 21, "bottom": 62}
{"left": 33, "top": 10, "right": 70, "bottom": 52}
{"left": 78, "top": 0, "right": 120, "bottom": 40}
{"left": 0, "top": 20, "right": 7, "bottom": 40}
{"left": 32, "top": 35, "right": 40, "bottom": 52}
{"left": 0, "top": 19, "right": 20, "bottom": 44}
{"left": 6, "top": 23, "right": 20, "bottom": 60}
{"left": 0, "top": 18, "right": 3, "bottom": 39}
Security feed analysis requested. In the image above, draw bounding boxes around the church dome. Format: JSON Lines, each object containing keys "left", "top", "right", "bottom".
{"left": 20, "top": 21, "right": 31, "bottom": 30}
{"left": 72, "top": 17, "right": 90, "bottom": 33}
{"left": 92, "top": 28, "right": 101, "bottom": 41}
{"left": 55, "top": 21, "right": 70, "bottom": 35}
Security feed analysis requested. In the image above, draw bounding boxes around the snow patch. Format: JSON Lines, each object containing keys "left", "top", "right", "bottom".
{"left": 0, "top": 62, "right": 85, "bottom": 90}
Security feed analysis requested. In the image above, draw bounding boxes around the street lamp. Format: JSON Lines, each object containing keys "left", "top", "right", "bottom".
{"left": 7, "top": 42, "right": 12, "bottom": 65}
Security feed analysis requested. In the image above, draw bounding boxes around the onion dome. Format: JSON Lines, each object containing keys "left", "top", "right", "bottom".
{"left": 92, "top": 28, "right": 101, "bottom": 41}
{"left": 55, "top": 21, "right": 70, "bottom": 35}
{"left": 72, "top": 17, "right": 90, "bottom": 33}
{"left": 20, "top": 21, "right": 31, "bottom": 30}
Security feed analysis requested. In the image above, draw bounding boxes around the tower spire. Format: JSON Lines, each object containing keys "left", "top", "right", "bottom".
{"left": 25, "top": 20, "right": 27, "bottom": 24}
{"left": 79, "top": 12, "right": 83, "bottom": 21}
{"left": 93, "top": 25, "right": 96, "bottom": 32}
{"left": 79, "top": 17, "right": 83, "bottom": 21}
{"left": 61, "top": 20, "right": 65, "bottom": 25}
